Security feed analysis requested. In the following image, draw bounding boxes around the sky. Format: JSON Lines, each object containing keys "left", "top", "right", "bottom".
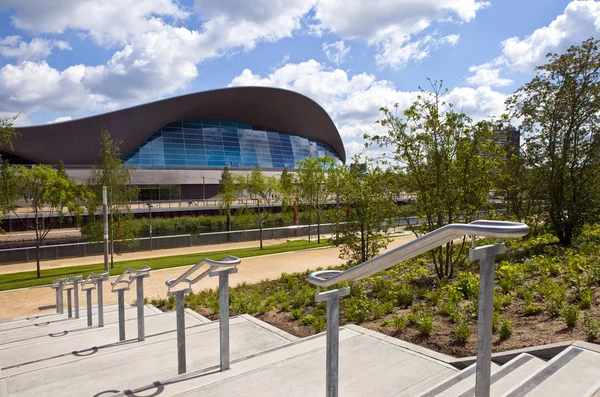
{"left": 0, "top": 0, "right": 597, "bottom": 160}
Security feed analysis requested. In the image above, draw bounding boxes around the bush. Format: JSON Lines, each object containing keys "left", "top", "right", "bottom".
{"left": 300, "top": 315, "right": 316, "bottom": 326}
{"left": 522, "top": 304, "right": 545, "bottom": 316}
{"left": 584, "top": 312, "right": 599, "bottom": 342}
{"left": 344, "top": 296, "right": 371, "bottom": 323}
{"left": 456, "top": 272, "right": 479, "bottom": 300}
{"left": 578, "top": 289, "right": 593, "bottom": 310}
{"left": 393, "top": 316, "right": 407, "bottom": 332}
{"left": 562, "top": 304, "right": 579, "bottom": 329}
{"left": 313, "top": 316, "right": 326, "bottom": 333}
{"left": 291, "top": 308, "right": 303, "bottom": 320}
{"left": 499, "top": 320, "right": 513, "bottom": 340}
{"left": 371, "top": 300, "right": 394, "bottom": 320}
{"left": 453, "top": 315, "right": 472, "bottom": 344}
{"left": 417, "top": 311, "right": 434, "bottom": 337}
{"left": 396, "top": 284, "right": 416, "bottom": 308}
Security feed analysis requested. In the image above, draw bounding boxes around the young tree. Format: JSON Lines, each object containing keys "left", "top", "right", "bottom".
{"left": 295, "top": 156, "right": 338, "bottom": 243}
{"left": 11, "top": 165, "right": 92, "bottom": 278}
{"left": 241, "top": 167, "right": 279, "bottom": 249}
{"left": 368, "top": 80, "right": 500, "bottom": 280}
{"left": 333, "top": 157, "right": 397, "bottom": 265}
{"left": 507, "top": 38, "right": 600, "bottom": 245}
{"left": 0, "top": 115, "right": 20, "bottom": 224}
{"left": 279, "top": 167, "right": 294, "bottom": 216}
{"left": 217, "top": 166, "right": 241, "bottom": 232}
{"left": 84, "top": 130, "right": 138, "bottom": 263}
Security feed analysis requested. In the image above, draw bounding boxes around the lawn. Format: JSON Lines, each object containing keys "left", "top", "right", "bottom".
{"left": 0, "top": 239, "right": 332, "bottom": 292}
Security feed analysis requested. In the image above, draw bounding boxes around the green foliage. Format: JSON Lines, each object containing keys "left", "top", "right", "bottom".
{"left": 453, "top": 314, "right": 472, "bottom": 344}
{"left": 217, "top": 166, "right": 242, "bottom": 231}
{"left": 456, "top": 272, "right": 479, "bottom": 300}
{"left": 344, "top": 295, "right": 371, "bottom": 323}
{"left": 537, "top": 279, "right": 566, "bottom": 317}
{"left": 417, "top": 311, "right": 435, "bottom": 337}
{"left": 313, "top": 316, "right": 326, "bottom": 333}
{"left": 562, "top": 304, "right": 579, "bottom": 329}
{"left": 370, "top": 80, "right": 500, "bottom": 279}
{"left": 497, "top": 262, "right": 524, "bottom": 294}
{"left": 507, "top": 38, "right": 600, "bottom": 245}
{"left": 395, "top": 284, "right": 416, "bottom": 308}
{"left": 584, "top": 312, "right": 600, "bottom": 342}
{"left": 393, "top": 316, "right": 407, "bottom": 332}
{"left": 499, "top": 320, "right": 513, "bottom": 340}
{"left": 578, "top": 288, "right": 593, "bottom": 310}
{"left": 300, "top": 315, "right": 316, "bottom": 326}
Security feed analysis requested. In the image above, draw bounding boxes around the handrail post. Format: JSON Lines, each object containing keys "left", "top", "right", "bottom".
{"left": 66, "top": 288, "right": 73, "bottom": 318}
{"left": 54, "top": 286, "right": 61, "bottom": 314}
{"left": 73, "top": 279, "right": 80, "bottom": 319}
{"left": 97, "top": 278, "right": 105, "bottom": 327}
{"left": 117, "top": 289, "right": 126, "bottom": 341}
{"left": 86, "top": 288, "right": 93, "bottom": 326}
{"left": 168, "top": 288, "right": 191, "bottom": 375}
{"left": 470, "top": 242, "right": 504, "bottom": 397}
{"left": 315, "top": 287, "right": 350, "bottom": 397}
{"left": 133, "top": 274, "right": 150, "bottom": 341}
{"left": 209, "top": 267, "right": 238, "bottom": 371}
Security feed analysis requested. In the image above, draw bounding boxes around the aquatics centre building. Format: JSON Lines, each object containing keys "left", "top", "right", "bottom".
{"left": 7, "top": 87, "right": 345, "bottom": 201}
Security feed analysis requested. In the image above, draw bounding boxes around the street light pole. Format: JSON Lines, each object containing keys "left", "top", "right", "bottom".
{"left": 147, "top": 200, "right": 153, "bottom": 251}
{"left": 102, "top": 186, "right": 109, "bottom": 273}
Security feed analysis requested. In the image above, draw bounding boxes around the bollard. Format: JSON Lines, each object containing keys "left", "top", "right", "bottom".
{"left": 86, "top": 289, "right": 93, "bottom": 326}
{"left": 315, "top": 287, "right": 351, "bottom": 397}
{"left": 209, "top": 267, "right": 238, "bottom": 371}
{"left": 470, "top": 242, "right": 505, "bottom": 397}
{"left": 117, "top": 290, "right": 126, "bottom": 341}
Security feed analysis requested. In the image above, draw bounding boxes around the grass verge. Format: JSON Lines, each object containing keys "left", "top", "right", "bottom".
{"left": 0, "top": 239, "right": 332, "bottom": 292}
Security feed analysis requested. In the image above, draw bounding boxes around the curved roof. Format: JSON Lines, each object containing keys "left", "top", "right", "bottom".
{"left": 11, "top": 87, "right": 346, "bottom": 165}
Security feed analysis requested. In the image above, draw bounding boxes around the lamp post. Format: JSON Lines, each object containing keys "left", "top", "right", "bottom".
{"left": 202, "top": 176, "right": 206, "bottom": 201}
{"left": 147, "top": 200, "right": 153, "bottom": 251}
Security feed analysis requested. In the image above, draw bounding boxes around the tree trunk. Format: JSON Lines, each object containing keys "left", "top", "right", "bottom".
{"left": 259, "top": 219, "right": 263, "bottom": 249}
{"left": 35, "top": 210, "right": 41, "bottom": 279}
{"left": 317, "top": 210, "right": 321, "bottom": 244}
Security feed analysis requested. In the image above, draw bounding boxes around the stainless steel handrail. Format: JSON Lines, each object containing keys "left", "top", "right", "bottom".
{"left": 308, "top": 220, "right": 529, "bottom": 287}
{"left": 111, "top": 266, "right": 151, "bottom": 291}
{"left": 165, "top": 256, "right": 240, "bottom": 294}
{"left": 81, "top": 271, "right": 109, "bottom": 290}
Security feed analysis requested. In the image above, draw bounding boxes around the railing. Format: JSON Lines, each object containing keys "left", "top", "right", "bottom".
{"left": 165, "top": 256, "right": 241, "bottom": 375}
{"left": 111, "top": 266, "right": 151, "bottom": 342}
{"left": 307, "top": 220, "right": 529, "bottom": 397}
{"left": 81, "top": 272, "right": 109, "bottom": 327}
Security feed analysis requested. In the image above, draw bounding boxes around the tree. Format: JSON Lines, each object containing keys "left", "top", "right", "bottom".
{"left": 333, "top": 156, "right": 397, "bottom": 265}
{"left": 279, "top": 167, "right": 294, "bottom": 216}
{"left": 84, "top": 130, "right": 138, "bottom": 263}
{"left": 368, "top": 80, "right": 500, "bottom": 280}
{"left": 507, "top": 38, "right": 600, "bottom": 245}
{"left": 0, "top": 115, "right": 20, "bottom": 224}
{"left": 295, "top": 155, "right": 338, "bottom": 243}
{"left": 217, "top": 166, "right": 241, "bottom": 232}
{"left": 241, "top": 167, "right": 279, "bottom": 249}
{"left": 11, "top": 165, "right": 91, "bottom": 278}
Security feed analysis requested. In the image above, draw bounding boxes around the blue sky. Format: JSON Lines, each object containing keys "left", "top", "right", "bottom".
{"left": 0, "top": 0, "right": 596, "bottom": 158}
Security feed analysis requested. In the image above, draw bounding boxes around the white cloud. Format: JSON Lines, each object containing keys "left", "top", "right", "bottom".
{"left": 230, "top": 60, "right": 507, "bottom": 163}
{"left": 47, "top": 116, "right": 72, "bottom": 124}
{"left": 322, "top": 40, "right": 350, "bottom": 65}
{"left": 0, "top": 36, "right": 71, "bottom": 62}
{"left": 313, "top": 0, "right": 487, "bottom": 68}
{"left": 466, "top": 60, "right": 512, "bottom": 87}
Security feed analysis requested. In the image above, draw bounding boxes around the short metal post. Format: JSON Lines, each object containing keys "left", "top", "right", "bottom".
{"left": 118, "top": 290, "right": 126, "bottom": 341}
{"left": 315, "top": 287, "right": 350, "bottom": 397}
{"left": 97, "top": 280, "right": 104, "bottom": 327}
{"left": 171, "top": 289, "right": 190, "bottom": 375}
{"left": 73, "top": 280, "right": 80, "bottom": 319}
{"left": 86, "top": 289, "right": 93, "bottom": 327}
{"left": 55, "top": 288, "right": 60, "bottom": 313}
{"left": 135, "top": 276, "right": 146, "bottom": 341}
{"left": 209, "top": 267, "right": 238, "bottom": 371}
{"left": 67, "top": 289, "right": 73, "bottom": 318}
{"left": 57, "top": 283, "right": 64, "bottom": 314}
{"left": 470, "top": 243, "right": 504, "bottom": 397}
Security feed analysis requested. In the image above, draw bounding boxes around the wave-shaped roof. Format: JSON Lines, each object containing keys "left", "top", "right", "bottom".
{"left": 11, "top": 87, "right": 346, "bottom": 165}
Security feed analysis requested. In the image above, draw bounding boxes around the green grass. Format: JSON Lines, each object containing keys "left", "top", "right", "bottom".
{"left": 0, "top": 239, "right": 332, "bottom": 292}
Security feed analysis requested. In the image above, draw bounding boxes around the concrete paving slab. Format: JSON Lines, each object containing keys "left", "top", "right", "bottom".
{"left": 0, "top": 305, "right": 157, "bottom": 346}
{"left": 5, "top": 315, "right": 293, "bottom": 397}
{"left": 167, "top": 326, "right": 456, "bottom": 397}
{"left": 0, "top": 311, "right": 207, "bottom": 375}
{"left": 503, "top": 347, "right": 600, "bottom": 397}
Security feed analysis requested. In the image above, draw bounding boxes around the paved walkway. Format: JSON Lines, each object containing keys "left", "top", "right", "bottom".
{"left": 0, "top": 235, "right": 415, "bottom": 320}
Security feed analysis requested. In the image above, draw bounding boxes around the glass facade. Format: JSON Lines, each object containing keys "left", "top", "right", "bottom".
{"left": 124, "top": 120, "right": 340, "bottom": 169}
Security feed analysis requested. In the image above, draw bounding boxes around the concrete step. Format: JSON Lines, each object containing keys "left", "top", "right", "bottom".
{"left": 0, "top": 305, "right": 158, "bottom": 346}
{"left": 502, "top": 347, "right": 600, "bottom": 397}
{"left": 0, "top": 303, "right": 123, "bottom": 332}
{"left": 117, "top": 323, "right": 458, "bottom": 397}
{"left": 417, "top": 361, "right": 500, "bottom": 397}
{"left": 0, "top": 310, "right": 208, "bottom": 376}
{"left": 453, "top": 354, "right": 546, "bottom": 397}
{"left": 4, "top": 314, "right": 297, "bottom": 397}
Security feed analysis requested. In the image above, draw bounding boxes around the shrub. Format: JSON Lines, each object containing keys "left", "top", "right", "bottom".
{"left": 522, "top": 304, "right": 545, "bottom": 316}
{"left": 291, "top": 308, "right": 303, "bottom": 320}
{"left": 300, "top": 315, "right": 316, "bottom": 326}
{"left": 578, "top": 289, "right": 593, "bottom": 310}
{"left": 584, "top": 312, "right": 600, "bottom": 342}
{"left": 313, "top": 316, "right": 326, "bottom": 333}
{"left": 344, "top": 296, "right": 371, "bottom": 323}
{"left": 494, "top": 293, "right": 513, "bottom": 311}
{"left": 453, "top": 315, "right": 472, "bottom": 344}
{"left": 562, "top": 304, "right": 579, "bottom": 329}
{"left": 417, "top": 311, "right": 434, "bottom": 337}
{"left": 396, "top": 284, "right": 416, "bottom": 308}
{"left": 492, "top": 311, "right": 500, "bottom": 333}
{"left": 499, "top": 320, "right": 513, "bottom": 340}
{"left": 456, "top": 272, "right": 479, "bottom": 300}
{"left": 393, "top": 316, "right": 407, "bottom": 332}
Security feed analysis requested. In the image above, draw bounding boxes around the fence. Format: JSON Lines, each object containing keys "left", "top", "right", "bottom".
{"left": 0, "top": 223, "right": 338, "bottom": 265}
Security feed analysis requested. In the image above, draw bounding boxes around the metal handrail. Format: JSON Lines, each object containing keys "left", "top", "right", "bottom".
{"left": 111, "top": 266, "right": 151, "bottom": 291}
{"left": 81, "top": 271, "right": 109, "bottom": 290}
{"left": 308, "top": 220, "right": 529, "bottom": 288}
{"left": 165, "top": 256, "right": 240, "bottom": 294}
{"left": 51, "top": 276, "right": 68, "bottom": 288}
